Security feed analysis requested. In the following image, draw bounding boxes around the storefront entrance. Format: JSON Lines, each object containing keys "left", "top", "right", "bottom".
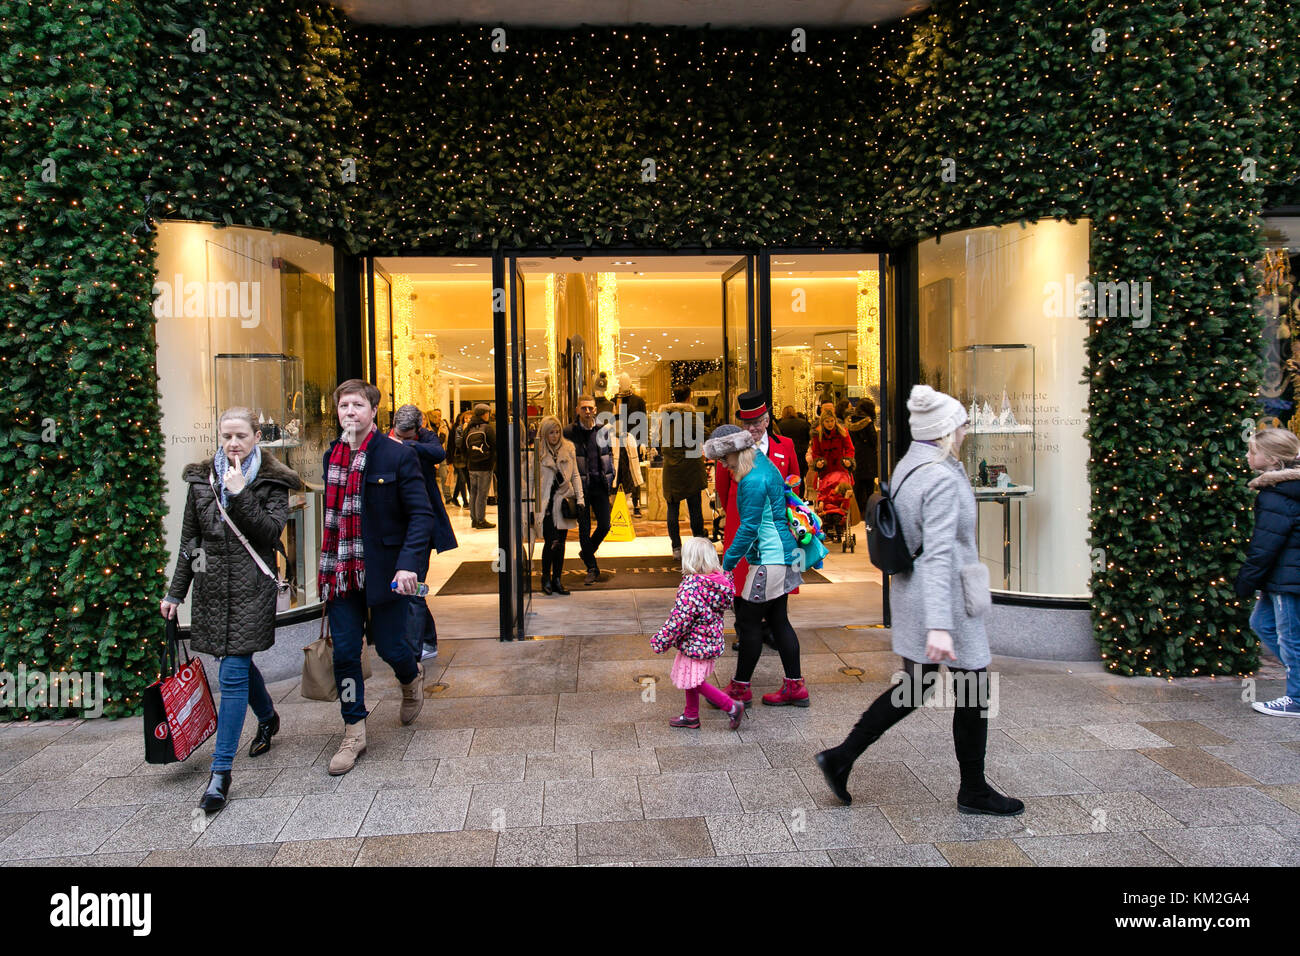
{"left": 362, "top": 248, "right": 894, "bottom": 640}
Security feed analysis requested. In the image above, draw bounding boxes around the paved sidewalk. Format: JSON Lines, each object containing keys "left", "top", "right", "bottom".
{"left": 0, "top": 628, "right": 1296, "bottom": 867}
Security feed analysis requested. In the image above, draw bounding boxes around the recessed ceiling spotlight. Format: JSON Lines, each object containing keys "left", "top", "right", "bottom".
{"left": 612, "top": 260, "right": 635, "bottom": 266}
{"left": 774, "top": 260, "right": 796, "bottom": 265}
{"left": 453, "top": 263, "right": 478, "bottom": 267}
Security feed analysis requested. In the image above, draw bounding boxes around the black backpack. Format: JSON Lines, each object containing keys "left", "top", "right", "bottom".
{"left": 865, "top": 461, "right": 936, "bottom": 575}
{"left": 465, "top": 425, "right": 491, "bottom": 467}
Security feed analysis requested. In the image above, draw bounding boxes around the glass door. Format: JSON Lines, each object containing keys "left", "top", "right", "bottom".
{"left": 497, "top": 256, "right": 532, "bottom": 640}
{"left": 721, "top": 257, "right": 755, "bottom": 422}
{"left": 362, "top": 258, "right": 396, "bottom": 427}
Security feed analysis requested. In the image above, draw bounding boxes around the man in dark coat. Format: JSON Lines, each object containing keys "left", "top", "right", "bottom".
{"left": 564, "top": 394, "right": 616, "bottom": 585}
{"left": 320, "top": 380, "right": 434, "bottom": 776}
{"left": 465, "top": 403, "right": 497, "bottom": 529}
{"left": 775, "top": 405, "right": 811, "bottom": 496}
{"left": 655, "top": 385, "right": 707, "bottom": 560}
{"left": 392, "top": 404, "right": 458, "bottom": 662}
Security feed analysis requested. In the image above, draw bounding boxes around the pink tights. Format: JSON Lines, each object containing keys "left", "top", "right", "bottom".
{"left": 683, "top": 682, "right": 735, "bottom": 719}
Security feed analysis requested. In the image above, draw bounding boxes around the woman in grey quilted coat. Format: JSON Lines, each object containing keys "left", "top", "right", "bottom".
{"left": 161, "top": 407, "right": 303, "bottom": 813}
{"left": 816, "top": 385, "right": 1023, "bottom": 816}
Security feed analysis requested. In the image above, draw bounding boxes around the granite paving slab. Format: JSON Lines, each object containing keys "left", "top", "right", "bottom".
{"left": 1012, "top": 832, "right": 1179, "bottom": 867}
{"left": 1067, "top": 792, "right": 1184, "bottom": 832}
{"left": 541, "top": 777, "right": 643, "bottom": 825}
{"left": 358, "top": 786, "right": 473, "bottom": 836}
{"left": 797, "top": 761, "right": 937, "bottom": 809}
{"left": 141, "top": 844, "right": 279, "bottom": 867}
{"left": 727, "top": 768, "right": 818, "bottom": 813}
{"left": 1056, "top": 750, "right": 1193, "bottom": 791}
{"left": 746, "top": 850, "right": 834, "bottom": 866}
{"left": 1137, "top": 720, "right": 1233, "bottom": 747}
{"left": 419, "top": 695, "right": 559, "bottom": 730}
{"left": 1143, "top": 825, "right": 1294, "bottom": 867}
{"left": 1137, "top": 747, "right": 1258, "bottom": 787}
{"left": 983, "top": 754, "right": 1100, "bottom": 797}
{"left": 1200, "top": 742, "right": 1300, "bottom": 784}
{"left": 553, "top": 723, "right": 640, "bottom": 753}
{"left": 937, "top": 839, "right": 1035, "bottom": 866}
{"left": 826, "top": 844, "right": 949, "bottom": 866}
{"left": 276, "top": 791, "right": 377, "bottom": 842}
{"left": 193, "top": 796, "right": 301, "bottom": 847}
{"left": 354, "top": 830, "right": 497, "bottom": 866}
{"left": 9, "top": 851, "right": 148, "bottom": 867}
{"left": 706, "top": 812, "right": 799, "bottom": 855}
{"left": 879, "top": 802, "right": 1033, "bottom": 844}
{"left": 271, "top": 837, "right": 364, "bottom": 866}
{"left": 785, "top": 806, "right": 902, "bottom": 851}
{"left": 432, "top": 754, "right": 527, "bottom": 786}
{"left": 336, "top": 759, "right": 438, "bottom": 792}
{"left": 98, "top": 803, "right": 205, "bottom": 853}
{"left": 469, "top": 725, "right": 556, "bottom": 755}
{"left": 1080, "top": 723, "right": 1172, "bottom": 749}
{"left": 524, "top": 751, "right": 594, "bottom": 781}
{"left": 2, "top": 774, "right": 107, "bottom": 812}
{"left": 0, "top": 805, "right": 137, "bottom": 860}
{"left": 637, "top": 771, "right": 742, "bottom": 819}
{"left": 593, "top": 748, "right": 660, "bottom": 777}
{"left": 404, "top": 728, "right": 474, "bottom": 760}
{"left": 576, "top": 817, "right": 715, "bottom": 864}
{"left": 494, "top": 825, "right": 578, "bottom": 866}
{"left": 263, "top": 764, "right": 345, "bottom": 797}
{"left": 653, "top": 744, "right": 769, "bottom": 774}
{"left": 1137, "top": 786, "right": 1300, "bottom": 828}
{"left": 1002, "top": 726, "right": 1111, "bottom": 754}
{"left": 1258, "top": 784, "right": 1300, "bottom": 813}
{"left": 465, "top": 781, "right": 545, "bottom": 829}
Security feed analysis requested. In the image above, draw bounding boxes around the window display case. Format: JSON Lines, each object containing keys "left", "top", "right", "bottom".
{"left": 950, "top": 344, "right": 1037, "bottom": 590}
{"left": 214, "top": 352, "right": 315, "bottom": 611}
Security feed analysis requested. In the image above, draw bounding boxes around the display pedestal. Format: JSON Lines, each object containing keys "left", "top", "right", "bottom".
{"left": 974, "top": 491, "right": 1026, "bottom": 590}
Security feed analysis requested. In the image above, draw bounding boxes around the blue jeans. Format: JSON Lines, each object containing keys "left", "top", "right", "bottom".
{"left": 328, "top": 593, "right": 418, "bottom": 724}
{"left": 404, "top": 594, "right": 437, "bottom": 659}
{"left": 1250, "top": 592, "right": 1300, "bottom": 700}
{"left": 212, "top": 655, "right": 274, "bottom": 773}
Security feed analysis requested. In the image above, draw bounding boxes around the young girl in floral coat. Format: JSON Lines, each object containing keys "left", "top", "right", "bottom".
{"left": 650, "top": 537, "right": 746, "bottom": 730}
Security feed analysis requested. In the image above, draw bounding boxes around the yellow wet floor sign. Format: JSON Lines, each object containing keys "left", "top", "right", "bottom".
{"left": 606, "top": 490, "right": 636, "bottom": 542}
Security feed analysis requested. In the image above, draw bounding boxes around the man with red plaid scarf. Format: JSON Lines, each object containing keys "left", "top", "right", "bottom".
{"left": 319, "top": 380, "right": 434, "bottom": 775}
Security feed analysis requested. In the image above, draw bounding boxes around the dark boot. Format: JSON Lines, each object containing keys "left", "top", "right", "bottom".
{"left": 248, "top": 711, "right": 279, "bottom": 757}
{"left": 199, "top": 771, "right": 231, "bottom": 812}
{"left": 540, "top": 577, "right": 554, "bottom": 595}
{"left": 551, "top": 577, "right": 570, "bottom": 595}
{"left": 814, "top": 748, "right": 853, "bottom": 805}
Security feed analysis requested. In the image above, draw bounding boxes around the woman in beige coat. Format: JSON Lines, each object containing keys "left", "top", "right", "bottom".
{"left": 535, "top": 415, "right": 585, "bottom": 595}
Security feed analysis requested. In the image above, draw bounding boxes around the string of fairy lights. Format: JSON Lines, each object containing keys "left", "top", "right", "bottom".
{"left": 2, "top": 0, "right": 1296, "bottom": 722}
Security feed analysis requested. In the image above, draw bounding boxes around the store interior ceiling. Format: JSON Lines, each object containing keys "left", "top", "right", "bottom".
{"left": 377, "top": 255, "right": 876, "bottom": 386}
{"left": 338, "top": 0, "right": 928, "bottom": 27}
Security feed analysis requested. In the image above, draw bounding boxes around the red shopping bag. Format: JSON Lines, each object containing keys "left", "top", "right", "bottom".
{"left": 143, "top": 618, "right": 218, "bottom": 764}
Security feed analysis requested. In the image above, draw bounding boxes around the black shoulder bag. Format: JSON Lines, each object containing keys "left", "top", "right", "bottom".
{"left": 865, "top": 461, "right": 936, "bottom": 575}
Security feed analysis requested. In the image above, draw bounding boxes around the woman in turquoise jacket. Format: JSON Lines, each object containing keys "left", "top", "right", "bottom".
{"left": 704, "top": 424, "right": 809, "bottom": 708}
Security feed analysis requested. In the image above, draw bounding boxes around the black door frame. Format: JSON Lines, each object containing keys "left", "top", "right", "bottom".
{"left": 352, "top": 243, "right": 909, "bottom": 641}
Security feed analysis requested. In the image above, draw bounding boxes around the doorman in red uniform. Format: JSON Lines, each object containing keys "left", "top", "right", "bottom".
{"left": 715, "top": 390, "right": 801, "bottom": 597}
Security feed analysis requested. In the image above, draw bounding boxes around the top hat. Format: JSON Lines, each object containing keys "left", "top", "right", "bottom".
{"left": 736, "top": 389, "right": 769, "bottom": 421}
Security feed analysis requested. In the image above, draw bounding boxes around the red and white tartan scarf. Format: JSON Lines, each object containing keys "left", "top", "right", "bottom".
{"left": 318, "top": 426, "right": 375, "bottom": 601}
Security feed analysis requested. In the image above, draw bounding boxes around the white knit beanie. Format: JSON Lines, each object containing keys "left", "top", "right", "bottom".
{"left": 907, "top": 385, "right": 967, "bottom": 440}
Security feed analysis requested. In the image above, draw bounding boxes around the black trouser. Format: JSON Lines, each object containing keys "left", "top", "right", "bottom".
{"left": 733, "top": 593, "right": 800, "bottom": 682}
{"left": 539, "top": 507, "right": 568, "bottom": 582}
{"left": 666, "top": 494, "right": 705, "bottom": 550}
{"left": 404, "top": 594, "right": 436, "bottom": 656}
{"left": 833, "top": 657, "right": 990, "bottom": 785}
{"left": 452, "top": 466, "right": 469, "bottom": 505}
{"left": 577, "top": 480, "right": 611, "bottom": 571}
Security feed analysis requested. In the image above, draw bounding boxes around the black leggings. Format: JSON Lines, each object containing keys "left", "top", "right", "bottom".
{"left": 539, "top": 508, "right": 568, "bottom": 582}
{"left": 733, "top": 593, "right": 801, "bottom": 682}
{"left": 836, "top": 657, "right": 990, "bottom": 782}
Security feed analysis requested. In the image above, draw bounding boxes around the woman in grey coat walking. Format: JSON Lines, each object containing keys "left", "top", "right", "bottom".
{"left": 815, "top": 385, "right": 1023, "bottom": 816}
{"left": 161, "top": 407, "right": 304, "bottom": 813}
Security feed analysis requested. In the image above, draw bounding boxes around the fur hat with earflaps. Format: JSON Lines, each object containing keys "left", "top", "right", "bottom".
{"left": 703, "top": 424, "right": 755, "bottom": 460}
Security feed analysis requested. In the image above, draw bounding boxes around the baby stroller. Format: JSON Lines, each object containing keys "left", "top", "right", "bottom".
{"left": 707, "top": 460, "right": 726, "bottom": 542}
{"left": 811, "top": 463, "right": 858, "bottom": 553}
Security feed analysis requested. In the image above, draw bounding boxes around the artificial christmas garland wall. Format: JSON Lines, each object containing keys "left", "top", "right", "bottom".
{"left": 2, "top": 0, "right": 1297, "bottom": 720}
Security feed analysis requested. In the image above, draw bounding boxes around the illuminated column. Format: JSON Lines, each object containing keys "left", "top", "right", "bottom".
{"left": 857, "top": 270, "right": 880, "bottom": 392}
{"left": 545, "top": 273, "right": 558, "bottom": 417}
{"left": 596, "top": 272, "right": 621, "bottom": 386}
{"left": 393, "top": 273, "right": 415, "bottom": 406}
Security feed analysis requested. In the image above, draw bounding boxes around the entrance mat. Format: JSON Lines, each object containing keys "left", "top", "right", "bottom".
{"left": 436, "top": 556, "right": 830, "bottom": 595}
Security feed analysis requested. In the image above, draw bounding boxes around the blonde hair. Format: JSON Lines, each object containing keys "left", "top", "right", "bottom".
{"left": 730, "top": 446, "right": 757, "bottom": 481}
{"left": 1250, "top": 427, "right": 1300, "bottom": 470}
{"left": 218, "top": 406, "right": 258, "bottom": 434}
{"left": 680, "top": 537, "right": 722, "bottom": 575}
{"left": 933, "top": 430, "right": 958, "bottom": 459}
{"left": 535, "top": 415, "right": 566, "bottom": 468}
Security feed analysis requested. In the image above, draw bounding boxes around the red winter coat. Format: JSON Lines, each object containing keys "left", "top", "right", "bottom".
{"left": 715, "top": 432, "right": 800, "bottom": 595}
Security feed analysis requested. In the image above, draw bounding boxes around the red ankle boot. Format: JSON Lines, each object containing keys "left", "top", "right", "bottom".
{"left": 711, "top": 679, "right": 752, "bottom": 709}
{"left": 762, "top": 678, "right": 810, "bottom": 707}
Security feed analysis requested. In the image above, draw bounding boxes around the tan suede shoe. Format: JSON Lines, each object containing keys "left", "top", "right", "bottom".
{"left": 400, "top": 663, "right": 425, "bottom": 726}
{"left": 328, "top": 719, "right": 367, "bottom": 775}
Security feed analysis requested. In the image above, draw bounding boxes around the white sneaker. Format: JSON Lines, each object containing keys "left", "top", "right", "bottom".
{"left": 420, "top": 644, "right": 439, "bottom": 661}
{"left": 1251, "top": 695, "right": 1300, "bottom": 717}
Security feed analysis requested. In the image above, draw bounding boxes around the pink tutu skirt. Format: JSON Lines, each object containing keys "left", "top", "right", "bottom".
{"left": 670, "top": 651, "right": 716, "bottom": 690}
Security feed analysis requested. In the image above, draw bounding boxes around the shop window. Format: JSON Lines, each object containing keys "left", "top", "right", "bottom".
{"left": 1256, "top": 218, "right": 1300, "bottom": 429}
{"left": 917, "top": 220, "right": 1092, "bottom": 597}
{"left": 153, "top": 222, "right": 336, "bottom": 623}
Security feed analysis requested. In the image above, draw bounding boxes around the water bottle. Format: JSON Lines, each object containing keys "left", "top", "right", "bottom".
{"left": 392, "top": 581, "right": 430, "bottom": 597}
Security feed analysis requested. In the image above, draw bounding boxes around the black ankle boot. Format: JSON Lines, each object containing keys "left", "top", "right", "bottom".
{"left": 540, "top": 577, "right": 554, "bottom": 595}
{"left": 957, "top": 783, "right": 1025, "bottom": 816}
{"left": 199, "top": 771, "right": 231, "bottom": 812}
{"left": 551, "top": 577, "right": 570, "bottom": 595}
{"left": 814, "top": 748, "right": 853, "bottom": 805}
{"left": 248, "top": 711, "right": 279, "bottom": 758}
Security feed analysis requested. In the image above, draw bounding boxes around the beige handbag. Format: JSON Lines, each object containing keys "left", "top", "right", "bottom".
{"left": 301, "top": 611, "right": 372, "bottom": 701}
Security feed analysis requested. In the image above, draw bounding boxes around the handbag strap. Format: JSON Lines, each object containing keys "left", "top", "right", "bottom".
{"left": 209, "top": 472, "right": 281, "bottom": 585}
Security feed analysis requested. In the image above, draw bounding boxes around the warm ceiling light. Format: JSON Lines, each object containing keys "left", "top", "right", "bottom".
{"left": 612, "top": 260, "right": 635, "bottom": 265}
{"left": 774, "top": 260, "right": 796, "bottom": 265}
